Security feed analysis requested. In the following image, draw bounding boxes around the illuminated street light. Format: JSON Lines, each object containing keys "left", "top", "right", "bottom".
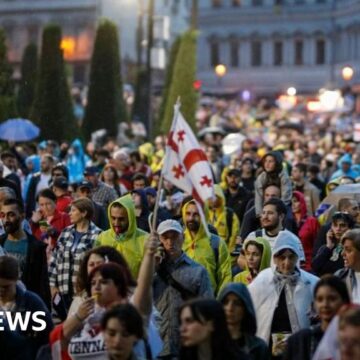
{"left": 287, "top": 87, "right": 297, "bottom": 96}
{"left": 342, "top": 66, "right": 354, "bottom": 82}
{"left": 215, "top": 64, "right": 227, "bottom": 78}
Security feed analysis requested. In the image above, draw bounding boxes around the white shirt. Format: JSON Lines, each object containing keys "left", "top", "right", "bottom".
{"left": 352, "top": 272, "right": 360, "bottom": 304}
{"left": 35, "top": 173, "right": 51, "bottom": 196}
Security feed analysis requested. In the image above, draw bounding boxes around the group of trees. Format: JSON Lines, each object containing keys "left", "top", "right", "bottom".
{"left": 0, "top": 18, "right": 198, "bottom": 142}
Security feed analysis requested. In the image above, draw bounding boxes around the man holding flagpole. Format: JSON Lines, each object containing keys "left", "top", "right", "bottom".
{"left": 161, "top": 100, "right": 232, "bottom": 294}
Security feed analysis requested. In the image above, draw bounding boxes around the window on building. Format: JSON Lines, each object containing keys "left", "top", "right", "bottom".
{"left": 273, "top": 41, "right": 283, "bottom": 66}
{"left": 232, "top": 0, "right": 241, "bottom": 6}
{"left": 212, "top": 0, "right": 222, "bottom": 7}
{"left": 316, "top": 39, "right": 326, "bottom": 65}
{"left": 294, "top": 39, "right": 303, "bottom": 65}
{"left": 230, "top": 41, "right": 239, "bottom": 67}
{"left": 274, "top": 0, "right": 283, "bottom": 5}
{"left": 251, "top": 41, "right": 262, "bottom": 66}
{"left": 210, "top": 42, "right": 220, "bottom": 67}
{"left": 252, "top": 0, "right": 263, "bottom": 6}
{"left": 294, "top": 0, "right": 305, "bottom": 4}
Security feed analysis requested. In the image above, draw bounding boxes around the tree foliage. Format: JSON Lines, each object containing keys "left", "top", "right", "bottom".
{"left": 154, "top": 35, "right": 181, "bottom": 136}
{"left": 83, "top": 19, "right": 126, "bottom": 139}
{"left": 17, "top": 43, "right": 38, "bottom": 118}
{"left": 0, "top": 28, "right": 17, "bottom": 122}
{"left": 161, "top": 30, "right": 198, "bottom": 132}
{"left": 30, "top": 24, "right": 77, "bottom": 141}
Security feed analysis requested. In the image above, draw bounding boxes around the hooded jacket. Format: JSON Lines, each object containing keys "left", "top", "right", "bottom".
{"left": 233, "top": 237, "right": 271, "bottom": 285}
{"left": 207, "top": 184, "right": 240, "bottom": 253}
{"left": 132, "top": 189, "right": 150, "bottom": 232}
{"left": 66, "top": 139, "right": 90, "bottom": 183}
{"left": 254, "top": 151, "right": 292, "bottom": 216}
{"left": 182, "top": 201, "right": 232, "bottom": 294}
{"left": 330, "top": 153, "right": 359, "bottom": 181}
{"left": 95, "top": 194, "right": 148, "bottom": 279}
{"left": 292, "top": 191, "right": 319, "bottom": 271}
{"left": 248, "top": 235, "right": 319, "bottom": 343}
{"left": 218, "top": 283, "right": 270, "bottom": 360}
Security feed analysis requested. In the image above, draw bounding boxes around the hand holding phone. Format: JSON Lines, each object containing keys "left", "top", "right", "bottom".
{"left": 326, "top": 229, "right": 336, "bottom": 249}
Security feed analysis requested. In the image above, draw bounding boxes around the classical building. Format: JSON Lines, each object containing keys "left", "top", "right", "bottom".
{"left": 0, "top": 0, "right": 191, "bottom": 85}
{"left": 197, "top": 0, "right": 360, "bottom": 95}
{"left": 0, "top": 0, "right": 98, "bottom": 84}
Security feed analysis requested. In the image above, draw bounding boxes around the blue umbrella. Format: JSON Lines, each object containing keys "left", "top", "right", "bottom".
{"left": 0, "top": 118, "right": 40, "bottom": 142}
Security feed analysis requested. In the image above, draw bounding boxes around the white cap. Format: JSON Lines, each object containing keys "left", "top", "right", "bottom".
{"left": 157, "top": 220, "right": 183, "bottom": 235}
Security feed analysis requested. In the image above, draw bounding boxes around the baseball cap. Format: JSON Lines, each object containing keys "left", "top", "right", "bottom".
{"left": 84, "top": 166, "right": 99, "bottom": 176}
{"left": 144, "top": 187, "right": 157, "bottom": 197}
{"left": 78, "top": 180, "right": 93, "bottom": 190}
{"left": 227, "top": 168, "right": 241, "bottom": 177}
{"left": 157, "top": 219, "right": 183, "bottom": 235}
{"left": 52, "top": 176, "right": 69, "bottom": 190}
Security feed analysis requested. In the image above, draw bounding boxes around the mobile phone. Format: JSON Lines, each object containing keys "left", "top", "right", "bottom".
{"left": 39, "top": 220, "right": 49, "bottom": 228}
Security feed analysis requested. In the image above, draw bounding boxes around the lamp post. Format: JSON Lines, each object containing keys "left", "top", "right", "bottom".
{"left": 215, "top": 64, "right": 227, "bottom": 87}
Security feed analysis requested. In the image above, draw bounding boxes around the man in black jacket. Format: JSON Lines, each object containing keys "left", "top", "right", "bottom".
{"left": 25, "top": 154, "right": 54, "bottom": 218}
{"left": 0, "top": 198, "right": 51, "bottom": 310}
{"left": 223, "top": 168, "right": 252, "bottom": 224}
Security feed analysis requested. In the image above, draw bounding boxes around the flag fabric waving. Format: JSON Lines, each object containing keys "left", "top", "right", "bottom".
{"left": 162, "top": 102, "right": 215, "bottom": 205}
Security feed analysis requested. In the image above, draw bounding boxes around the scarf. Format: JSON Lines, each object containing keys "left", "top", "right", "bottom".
{"left": 273, "top": 269, "right": 301, "bottom": 333}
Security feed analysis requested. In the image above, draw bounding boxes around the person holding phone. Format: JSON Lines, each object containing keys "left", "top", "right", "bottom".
{"left": 30, "top": 188, "right": 71, "bottom": 257}
{"left": 312, "top": 212, "right": 355, "bottom": 276}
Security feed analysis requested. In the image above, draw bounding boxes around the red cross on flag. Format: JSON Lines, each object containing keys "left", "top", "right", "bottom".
{"left": 162, "top": 102, "right": 215, "bottom": 205}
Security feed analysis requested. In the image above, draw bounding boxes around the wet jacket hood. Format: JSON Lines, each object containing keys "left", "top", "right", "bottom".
{"left": 292, "top": 190, "right": 307, "bottom": 219}
{"left": 182, "top": 200, "right": 207, "bottom": 240}
{"left": 132, "top": 188, "right": 150, "bottom": 215}
{"left": 261, "top": 150, "right": 283, "bottom": 173}
{"left": 243, "top": 236, "right": 272, "bottom": 273}
{"left": 108, "top": 194, "right": 137, "bottom": 238}
{"left": 218, "top": 282, "right": 257, "bottom": 335}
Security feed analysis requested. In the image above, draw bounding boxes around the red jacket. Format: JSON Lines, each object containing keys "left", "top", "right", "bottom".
{"left": 31, "top": 209, "right": 71, "bottom": 247}
{"left": 293, "top": 191, "right": 320, "bottom": 271}
{"left": 56, "top": 194, "right": 72, "bottom": 213}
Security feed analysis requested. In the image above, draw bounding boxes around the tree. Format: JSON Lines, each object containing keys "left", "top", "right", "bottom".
{"left": 83, "top": 19, "right": 126, "bottom": 139}
{"left": 30, "top": 24, "right": 77, "bottom": 141}
{"left": 162, "top": 30, "right": 198, "bottom": 133}
{"left": 0, "top": 28, "right": 17, "bottom": 122}
{"left": 154, "top": 35, "right": 181, "bottom": 136}
{"left": 17, "top": 43, "right": 38, "bottom": 118}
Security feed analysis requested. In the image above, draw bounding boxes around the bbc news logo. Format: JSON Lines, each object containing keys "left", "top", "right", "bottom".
{"left": 0, "top": 311, "right": 47, "bottom": 331}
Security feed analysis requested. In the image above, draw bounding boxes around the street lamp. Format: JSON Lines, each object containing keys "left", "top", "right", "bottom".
{"left": 342, "top": 65, "right": 354, "bottom": 82}
{"left": 215, "top": 64, "right": 227, "bottom": 88}
{"left": 287, "top": 87, "right": 297, "bottom": 96}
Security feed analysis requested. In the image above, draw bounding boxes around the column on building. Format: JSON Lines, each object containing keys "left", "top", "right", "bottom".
{"left": 240, "top": 34, "right": 251, "bottom": 68}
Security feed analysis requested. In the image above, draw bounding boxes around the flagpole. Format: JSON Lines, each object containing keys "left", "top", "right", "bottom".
{"left": 151, "top": 97, "right": 182, "bottom": 232}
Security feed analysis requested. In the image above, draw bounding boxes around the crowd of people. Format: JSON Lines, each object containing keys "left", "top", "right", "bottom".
{"left": 0, "top": 96, "right": 360, "bottom": 359}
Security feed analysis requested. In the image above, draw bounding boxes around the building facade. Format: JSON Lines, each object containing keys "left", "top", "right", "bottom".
{"left": 197, "top": 0, "right": 360, "bottom": 95}
{"left": 0, "top": 0, "right": 98, "bottom": 84}
{"left": 0, "top": 0, "right": 191, "bottom": 85}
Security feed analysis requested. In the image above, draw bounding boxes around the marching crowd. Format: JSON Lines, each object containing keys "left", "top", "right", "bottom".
{"left": 0, "top": 96, "right": 360, "bottom": 360}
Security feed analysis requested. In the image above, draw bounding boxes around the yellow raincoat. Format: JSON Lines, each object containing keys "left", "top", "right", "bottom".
{"left": 182, "top": 201, "right": 232, "bottom": 294}
{"left": 207, "top": 184, "right": 240, "bottom": 253}
{"left": 95, "top": 194, "right": 148, "bottom": 279}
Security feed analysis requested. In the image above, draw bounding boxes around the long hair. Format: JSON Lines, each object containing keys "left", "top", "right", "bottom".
{"left": 179, "top": 299, "right": 241, "bottom": 360}
{"left": 76, "top": 246, "right": 136, "bottom": 294}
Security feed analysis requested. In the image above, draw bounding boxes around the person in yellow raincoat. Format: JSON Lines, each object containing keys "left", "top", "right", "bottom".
{"left": 233, "top": 237, "right": 271, "bottom": 285}
{"left": 207, "top": 184, "right": 240, "bottom": 254}
{"left": 94, "top": 194, "right": 149, "bottom": 279}
{"left": 182, "top": 200, "right": 232, "bottom": 294}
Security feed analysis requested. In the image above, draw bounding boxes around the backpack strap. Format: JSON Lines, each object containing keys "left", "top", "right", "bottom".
{"left": 255, "top": 228, "right": 263, "bottom": 238}
{"left": 210, "top": 233, "right": 220, "bottom": 265}
{"left": 225, "top": 207, "right": 234, "bottom": 244}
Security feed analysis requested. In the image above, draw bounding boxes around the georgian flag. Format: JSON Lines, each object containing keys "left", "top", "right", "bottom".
{"left": 162, "top": 103, "right": 215, "bottom": 205}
